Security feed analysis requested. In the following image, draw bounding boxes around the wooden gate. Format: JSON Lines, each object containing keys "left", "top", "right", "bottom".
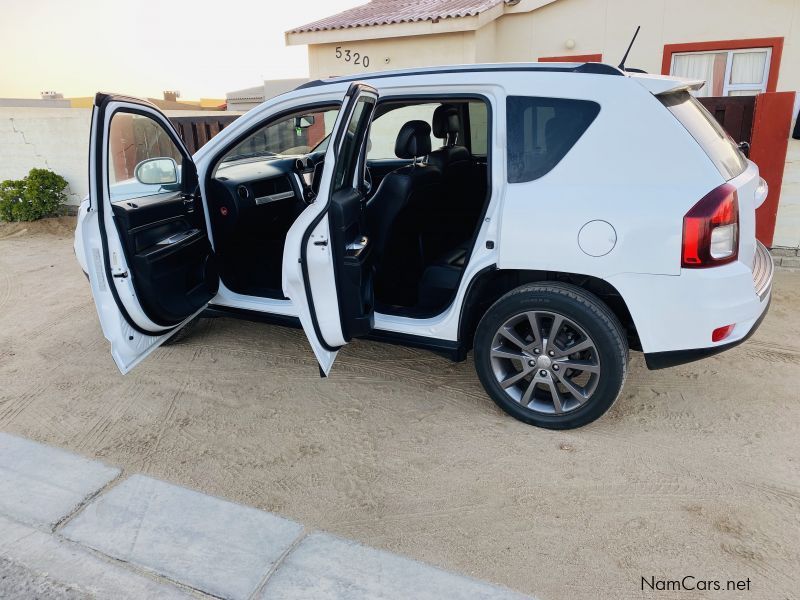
{"left": 168, "top": 115, "right": 240, "bottom": 155}
{"left": 699, "top": 96, "right": 756, "bottom": 144}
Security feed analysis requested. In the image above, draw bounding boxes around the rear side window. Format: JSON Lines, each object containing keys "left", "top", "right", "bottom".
{"left": 506, "top": 96, "right": 600, "bottom": 183}
{"left": 659, "top": 91, "right": 747, "bottom": 180}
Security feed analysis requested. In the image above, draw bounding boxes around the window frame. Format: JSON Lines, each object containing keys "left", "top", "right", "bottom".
{"left": 669, "top": 47, "right": 772, "bottom": 97}
{"left": 662, "top": 37, "right": 783, "bottom": 95}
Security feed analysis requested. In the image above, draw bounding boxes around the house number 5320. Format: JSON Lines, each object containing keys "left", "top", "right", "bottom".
{"left": 335, "top": 47, "right": 370, "bottom": 68}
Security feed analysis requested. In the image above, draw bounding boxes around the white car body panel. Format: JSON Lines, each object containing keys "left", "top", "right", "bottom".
{"left": 628, "top": 72, "right": 706, "bottom": 95}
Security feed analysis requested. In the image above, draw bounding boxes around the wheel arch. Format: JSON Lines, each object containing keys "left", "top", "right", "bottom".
{"left": 458, "top": 267, "right": 641, "bottom": 353}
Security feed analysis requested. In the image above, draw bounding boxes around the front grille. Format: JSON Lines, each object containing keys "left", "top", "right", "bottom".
{"left": 752, "top": 241, "right": 774, "bottom": 301}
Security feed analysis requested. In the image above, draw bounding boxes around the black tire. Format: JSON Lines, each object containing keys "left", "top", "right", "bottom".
{"left": 162, "top": 316, "right": 201, "bottom": 346}
{"left": 474, "top": 282, "right": 628, "bottom": 429}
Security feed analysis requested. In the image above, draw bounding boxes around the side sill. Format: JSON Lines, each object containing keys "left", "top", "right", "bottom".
{"left": 201, "top": 305, "right": 467, "bottom": 362}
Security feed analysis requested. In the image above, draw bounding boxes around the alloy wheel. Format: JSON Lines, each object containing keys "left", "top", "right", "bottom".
{"left": 489, "top": 310, "right": 601, "bottom": 415}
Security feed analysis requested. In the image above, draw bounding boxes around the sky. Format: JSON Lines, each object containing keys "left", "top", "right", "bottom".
{"left": 0, "top": 0, "right": 366, "bottom": 100}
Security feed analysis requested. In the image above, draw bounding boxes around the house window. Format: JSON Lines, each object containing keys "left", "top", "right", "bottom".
{"left": 671, "top": 48, "right": 771, "bottom": 97}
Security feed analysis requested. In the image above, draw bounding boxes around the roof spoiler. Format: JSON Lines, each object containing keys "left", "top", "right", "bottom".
{"left": 628, "top": 73, "right": 706, "bottom": 96}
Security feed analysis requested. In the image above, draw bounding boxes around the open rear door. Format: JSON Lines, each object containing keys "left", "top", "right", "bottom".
{"left": 83, "top": 94, "right": 219, "bottom": 373}
{"left": 283, "top": 83, "right": 378, "bottom": 375}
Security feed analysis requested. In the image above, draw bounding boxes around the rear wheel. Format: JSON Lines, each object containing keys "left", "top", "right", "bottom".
{"left": 474, "top": 283, "right": 628, "bottom": 429}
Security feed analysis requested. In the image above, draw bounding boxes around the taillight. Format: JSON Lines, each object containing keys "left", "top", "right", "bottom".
{"left": 682, "top": 184, "right": 739, "bottom": 268}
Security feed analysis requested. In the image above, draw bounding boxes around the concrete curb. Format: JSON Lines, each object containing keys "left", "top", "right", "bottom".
{"left": 0, "top": 433, "right": 533, "bottom": 600}
{"left": 771, "top": 246, "right": 800, "bottom": 268}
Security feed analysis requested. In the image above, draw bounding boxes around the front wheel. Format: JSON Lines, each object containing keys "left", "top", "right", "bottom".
{"left": 474, "top": 283, "right": 628, "bottom": 429}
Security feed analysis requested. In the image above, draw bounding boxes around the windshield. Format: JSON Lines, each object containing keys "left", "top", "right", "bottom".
{"left": 220, "top": 107, "right": 340, "bottom": 163}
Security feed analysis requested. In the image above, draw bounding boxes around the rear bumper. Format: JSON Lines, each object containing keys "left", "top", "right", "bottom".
{"left": 644, "top": 296, "right": 770, "bottom": 369}
{"left": 609, "top": 241, "right": 774, "bottom": 369}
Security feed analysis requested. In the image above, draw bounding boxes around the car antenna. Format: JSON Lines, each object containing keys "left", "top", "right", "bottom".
{"left": 618, "top": 25, "right": 641, "bottom": 72}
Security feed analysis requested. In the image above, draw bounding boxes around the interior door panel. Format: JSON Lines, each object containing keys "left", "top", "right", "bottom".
{"left": 111, "top": 190, "right": 218, "bottom": 327}
{"left": 328, "top": 187, "right": 373, "bottom": 340}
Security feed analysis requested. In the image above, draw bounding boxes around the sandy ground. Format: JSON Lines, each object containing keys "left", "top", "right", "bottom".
{"left": 0, "top": 218, "right": 798, "bottom": 600}
{"left": 0, "top": 558, "right": 89, "bottom": 600}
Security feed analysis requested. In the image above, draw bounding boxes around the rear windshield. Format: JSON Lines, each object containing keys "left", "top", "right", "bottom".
{"left": 659, "top": 91, "right": 748, "bottom": 180}
{"left": 506, "top": 96, "right": 600, "bottom": 183}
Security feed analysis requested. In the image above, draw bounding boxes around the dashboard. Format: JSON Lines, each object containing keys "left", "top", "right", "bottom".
{"left": 207, "top": 153, "right": 324, "bottom": 237}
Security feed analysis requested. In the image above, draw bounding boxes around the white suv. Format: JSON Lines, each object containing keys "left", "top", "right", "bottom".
{"left": 75, "top": 63, "right": 773, "bottom": 429}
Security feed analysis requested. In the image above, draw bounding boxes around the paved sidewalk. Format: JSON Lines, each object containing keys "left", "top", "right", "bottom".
{"left": 0, "top": 433, "right": 531, "bottom": 599}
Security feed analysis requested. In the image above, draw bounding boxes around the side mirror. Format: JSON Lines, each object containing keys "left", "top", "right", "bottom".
{"left": 135, "top": 157, "right": 179, "bottom": 185}
{"left": 294, "top": 115, "right": 316, "bottom": 129}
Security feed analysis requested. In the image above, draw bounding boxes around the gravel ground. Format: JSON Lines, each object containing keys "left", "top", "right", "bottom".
{"left": 0, "top": 218, "right": 798, "bottom": 600}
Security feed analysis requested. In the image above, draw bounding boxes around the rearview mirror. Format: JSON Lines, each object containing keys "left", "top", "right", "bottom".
{"left": 135, "top": 157, "right": 178, "bottom": 185}
{"left": 294, "top": 115, "right": 316, "bottom": 129}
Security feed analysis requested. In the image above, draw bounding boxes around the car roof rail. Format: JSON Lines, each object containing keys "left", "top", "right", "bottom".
{"left": 294, "top": 62, "right": 623, "bottom": 91}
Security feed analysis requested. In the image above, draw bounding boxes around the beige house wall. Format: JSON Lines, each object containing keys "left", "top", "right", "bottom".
{"left": 299, "top": 0, "right": 800, "bottom": 91}
{"left": 308, "top": 31, "right": 477, "bottom": 79}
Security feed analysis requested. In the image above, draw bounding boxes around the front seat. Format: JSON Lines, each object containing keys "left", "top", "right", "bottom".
{"left": 426, "top": 104, "right": 471, "bottom": 175}
{"left": 367, "top": 120, "right": 443, "bottom": 306}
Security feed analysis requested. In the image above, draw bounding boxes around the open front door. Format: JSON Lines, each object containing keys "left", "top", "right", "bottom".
{"left": 283, "top": 83, "right": 378, "bottom": 375}
{"left": 83, "top": 94, "right": 219, "bottom": 373}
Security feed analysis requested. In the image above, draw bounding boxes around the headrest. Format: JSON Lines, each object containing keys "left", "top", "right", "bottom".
{"left": 432, "top": 104, "right": 460, "bottom": 139}
{"left": 395, "top": 120, "right": 432, "bottom": 159}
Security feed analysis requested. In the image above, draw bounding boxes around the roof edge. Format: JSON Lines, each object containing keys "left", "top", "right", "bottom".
{"left": 287, "top": 13, "right": 484, "bottom": 45}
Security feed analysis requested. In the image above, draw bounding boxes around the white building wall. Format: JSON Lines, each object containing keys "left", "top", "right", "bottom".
{"left": 0, "top": 108, "right": 91, "bottom": 205}
{"left": 0, "top": 109, "right": 236, "bottom": 208}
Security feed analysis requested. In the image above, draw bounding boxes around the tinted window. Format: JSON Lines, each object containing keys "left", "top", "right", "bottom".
{"left": 506, "top": 96, "right": 600, "bottom": 183}
{"left": 659, "top": 91, "right": 748, "bottom": 180}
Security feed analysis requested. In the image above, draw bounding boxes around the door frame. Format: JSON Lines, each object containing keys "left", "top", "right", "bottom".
{"left": 91, "top": 94, "right": 201, "bottom": 334}
{"left": 299, "top": 83, "right": 379, "bottom": 353}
